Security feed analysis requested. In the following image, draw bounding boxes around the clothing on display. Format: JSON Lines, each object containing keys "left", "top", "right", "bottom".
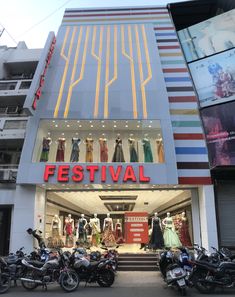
{"left": 179, "top": 214, "right": 192, "bottom": 247}
{"left": 47, "top": 215, "right": 64, "bottom": 248}
{"left": 102, "top": 217, "right": 116, "bottom": 247}
{"left": 85, "top": 138, "right": 94, "bottom": 162}
{"left": 40, "top": 137, "right": 51, "bottom": 162}
{"left": 78, "top": 217, "right": 87, "bottom": 243}
{"left": 149, "top": 217, "right": 164, "bottom": 249}
{"left": 56, "top": 138, "right": 66, "bottom": 162}
{"left": 112, "top": 137, "right": 125, "bottom": 162}
{"left": 99, "top": 138, "right": 108, "bottom": 162}
{"left": 70, "top": 138, "right": 81, "bottom": 162}
{"left": 115, "top": 220, "right": 125, "bottom": 244}
{"left": 142, "top": 138, "right": 153, "bottom": 162}
{"left": 64, "top": 215, "right": 74, "bottom": 248}
{"left": 162, "top": 215, "right": 182, "bottom": 248}
{"left": 156, "top": 139, "right": 165, "bottom": 163}
{"left": 90, "top": 217, "right": 101, "bottom": 246}
{"left": 128, "top": 138, "right": 138, "bottom": 162}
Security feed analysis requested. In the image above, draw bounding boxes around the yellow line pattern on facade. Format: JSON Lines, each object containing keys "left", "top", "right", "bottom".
{"left": 64, "top": 26, "right": 90, "bottom": 118}
{"left": 92, "top": 26, "right": 103, "bottom": 118}
{"left": 63, "top": 26, "right": 83, "bottom": 118}
{"left": 121, "top": 25, "right": 137, "bottom": 119}
{"left": 104, "top": 25, "right": 117, "bottom": 118}
{"left": 54, "top": 26, "right": 76, "bottom": 118}
{"left": 170, "top": 109, "right": 199, "bottom": 115}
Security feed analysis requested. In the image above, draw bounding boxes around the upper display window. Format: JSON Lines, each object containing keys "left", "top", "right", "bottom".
{"left": 32, "top": 120, "right": 165, "bottom": 164}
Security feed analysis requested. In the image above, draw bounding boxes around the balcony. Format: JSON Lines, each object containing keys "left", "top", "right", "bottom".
{"left": 0, "top": 106, "right": 27, "bottom": 117}
{"left": 0, "top": 165, "right": 18, "bottom": 183}
{"left": 0, "top": 118, "right": 27, "bottom": 139}
{"left": 0, "top": 79, "right": 32, "bottom": 97}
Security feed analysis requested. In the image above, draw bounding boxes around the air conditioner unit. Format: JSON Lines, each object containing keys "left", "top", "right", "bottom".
{"left": 7, "top": 106, "right": 19, "bottom": 114}
{"left": 0, "top": 169, "right": 16, "bottom": 182}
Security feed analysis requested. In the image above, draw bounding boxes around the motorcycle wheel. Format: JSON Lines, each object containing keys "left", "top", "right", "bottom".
{"left": 195, "top": 278, "right": 215, "bottom": 294}
{"left": 0, "top": 275, "right": 11, "bottom": 294}
{"left": 60, "top": 271, "right": 79, "bottom": 292}
{"left": 180, "top": 287, "right": 187, "bottom": 296}
{"left": 97, "top": 269, "right": 115, "bottom": 287}
{"left": 21, "top": 271, "right": 38, "bottom": 291}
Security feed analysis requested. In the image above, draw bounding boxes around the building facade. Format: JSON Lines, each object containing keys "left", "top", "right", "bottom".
{"left": 0, "top": 4, "right": 220, "bottom": 255}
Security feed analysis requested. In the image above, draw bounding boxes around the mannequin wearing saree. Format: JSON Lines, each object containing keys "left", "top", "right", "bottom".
{"left": 48, "top": 215, "right": 64, "bottom": 248}
{"left": 40, "top": 137, "right": 52, "bottom": 162}
{"left": 156, "top": 139, "right": 165, "bottom": 163}
{"left": 149, "top": 213, "right": 164, "bottom": 249}
{"left": 115, "top": 219, "right": 124, "bottom": 244}
{"left": 162, "top": 213, "right": 181, "bottom": 248}
{"left": 179, "top": 212, "right": 192, "bottom": 247}
{"left": 102, "top": 215, "right": 116, "bottom": 247}
{"left": 142, "top": 138, "right": 153, "bottom": 162}
{"left": 112, "top": 136, "right": 125, "bottom": 162}
{"left": 89, "top": 214, "right": 101, "bottom": 246}
{"left": 70, "top": 138, "right": 81, "bottom": 162}
{"left": 85, "top": 138, "right": 94, "bottom": 162}
{"left": 64, "top": 214, "right": 74, "bottom": 248}
{"left": 99, "top": 138, "right": 108, "bottom": 162}
{"left": 128, "top": 138, "right": 138, "bottom": 162}
{"left": 56, "top": 138, "right": 66, "bottom": 162}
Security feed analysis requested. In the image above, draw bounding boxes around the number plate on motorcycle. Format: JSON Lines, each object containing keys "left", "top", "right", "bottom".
{"left": 177, "top": 279, "right": 186, "bottom": 286}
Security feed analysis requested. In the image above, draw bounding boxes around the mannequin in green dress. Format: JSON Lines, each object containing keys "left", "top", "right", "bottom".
{"left": 128, "top": 138, "right": 138, "bottom": 162}
{"left": 142, "top": 137, "right": 153, "bottom": 162}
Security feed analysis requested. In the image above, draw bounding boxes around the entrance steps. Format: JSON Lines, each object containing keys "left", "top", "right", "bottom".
{"left": 118, "top": 253, "right": 159, "bottom": 271}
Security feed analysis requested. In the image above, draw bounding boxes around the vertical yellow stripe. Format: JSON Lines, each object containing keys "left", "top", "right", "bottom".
{"left": 54, "top": 26, "right": 76, "bottom": 118}
{"left": 104, "top": 26, "right": 110, "bottom": 119}
{"left": 142, "top": 25, "right": 152, "bottom": 88}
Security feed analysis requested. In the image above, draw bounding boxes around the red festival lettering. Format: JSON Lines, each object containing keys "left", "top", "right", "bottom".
{"left": 43, "top": 164, "right": 151, "bottom": 183}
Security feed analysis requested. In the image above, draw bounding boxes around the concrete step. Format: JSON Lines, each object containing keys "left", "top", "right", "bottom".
{"left": 118, "top": 265, "right": 158, "bottom": 271}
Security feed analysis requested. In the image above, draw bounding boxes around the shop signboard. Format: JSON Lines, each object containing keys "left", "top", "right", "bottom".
{"left": 201, "top": 101, "right": 235, "bottom": 167}
{"left": 178, "top": 9, "right": 235, "bottom": 63}
{"left": 124, "top": 212, "right": 149, "bottom": 244}
{"left": 189, "top": 48, "right": 235, "bottom": 108}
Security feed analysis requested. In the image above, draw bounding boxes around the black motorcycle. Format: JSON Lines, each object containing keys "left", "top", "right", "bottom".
{"left": 70, "top": 249, "right": 115, "bottom": 287}
{"left": 20, "top": 250, "right": 79, "bottom": 292}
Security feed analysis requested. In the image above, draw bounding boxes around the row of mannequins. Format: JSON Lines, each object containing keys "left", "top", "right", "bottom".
{"left": 40, "top": 136, "right": 164, "bottom": 163}
{"left": 149, "top": 212, "right": 192, "bottom": 249}
{"left": 48, "top": 213, "right": 124, "bottom": 248}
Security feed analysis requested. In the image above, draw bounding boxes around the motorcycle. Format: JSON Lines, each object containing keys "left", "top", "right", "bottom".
{"left": 101, "top": 246, "right": 119, "bottom": 272}
{"left": 70, "top": 248, "right": 115, "bottom": 287}
{"left": 159, "top": 249, "right": 187, "bottom": 296}
{"left": 20, "top": 250, "right": 79, "bottom": 292}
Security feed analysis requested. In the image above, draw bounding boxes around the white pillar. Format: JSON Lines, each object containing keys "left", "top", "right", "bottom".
{"left": 34, "top": 186, "right": 46, "bottom": 236}
{"left": 198, "top": 185, "right": 218, "bottom": 251}
{"left": 191, "top": 188, "right": 201, "bottom": 246}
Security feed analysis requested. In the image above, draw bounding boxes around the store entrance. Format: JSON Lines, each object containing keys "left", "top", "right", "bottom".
{"left": 0, "top": 206, "right": 12, "bottom": 256}
{"left": 45, "top": 188, "right": 195, "bottom": 253}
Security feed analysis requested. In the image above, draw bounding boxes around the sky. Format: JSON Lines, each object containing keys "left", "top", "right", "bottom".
{"left": 0, "top": 0, "right": 190, "bottom": 48}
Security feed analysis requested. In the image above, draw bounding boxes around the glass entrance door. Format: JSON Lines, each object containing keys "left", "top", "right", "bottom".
{"left": 0, "top": 206, "right": 12, "bottom": 255}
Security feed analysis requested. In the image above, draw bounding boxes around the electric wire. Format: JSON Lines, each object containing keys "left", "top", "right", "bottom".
{"left": 0, "top": 22, "right": 18, "bottom": 44}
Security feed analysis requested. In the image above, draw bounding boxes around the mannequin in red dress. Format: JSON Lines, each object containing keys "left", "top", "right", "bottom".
{"left": 179, "top": 212, "right": 192, "bottom": 247}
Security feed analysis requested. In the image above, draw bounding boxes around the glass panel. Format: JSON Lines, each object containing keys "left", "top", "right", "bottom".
{"left": 4, "top": 120, "right": 27, "bottom": 129}
{"left": 19, "top": 81, "right": 32, "bottom": 89}
{"left": 0, "top": 82, "right": 17, "bottom": 90}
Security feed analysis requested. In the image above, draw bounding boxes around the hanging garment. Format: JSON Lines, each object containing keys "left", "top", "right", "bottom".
{"left": 156, "top": 140, "right": 165, "bottom": 163}
{"left": 149, "top": 217, "right": 164, "bottom": 249}
{"left": 163, "top": 217, "right": 182, "bottom": 248}
{"left": 128, "top": 139, "right": 138, "bottom": 162}
{"left": 115, "top": 222, "right": 125, "bottom": 244}
{"left": 40, "top": 137, "right": 51, "bottom": 162}
{"left": 78, "top": 219, "right": 87, "bottom": 243}
{"left": 142, "top": 139, "right": 153, "bottom": 162}
{"left": 85, "top": 138, "right": 94, "bottom": 162}
{"left": 64, "top": 219, "right": 74, "bottom": 248}
{"left": 56, "top": 138, "right": 66, "bottom": 162}
{"left": 102, "top": 220, "right": 116, "bottom": 247}
{"left": 112, "top": 137, "right": 125, "bottom": 162}
{"left": 70, "top": 138, "right": 81, "bottom": 162}
{"left": 99, "top": 138, "right": 108, "bottom": 162}
{"left": 48, "top": 218, "right": 64, "bottom": 248}
{"left": 90, "top": 218, "right": 101, "bottom": 246}
{"left": 179, "top": 218, "right": 192, "bottom": 247}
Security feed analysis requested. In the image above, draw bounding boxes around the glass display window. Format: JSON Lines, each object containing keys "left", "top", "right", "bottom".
{"left": 32, "top": 120, "right": 165, "bottom": 163}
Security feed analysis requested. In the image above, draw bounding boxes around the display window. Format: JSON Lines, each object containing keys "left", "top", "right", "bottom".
{"left": 32, "top": 120, "right": 165, "bottom": 164}
{"left": 44, "top": 188, "right": 194, "bottom": 252}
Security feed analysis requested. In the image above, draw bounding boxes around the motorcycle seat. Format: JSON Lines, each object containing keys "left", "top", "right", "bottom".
{"left": 27, "top": 260, "right": 44, "bottom": 267}
{"left": 219, "top": 262, "right": 235, "bottom": 270}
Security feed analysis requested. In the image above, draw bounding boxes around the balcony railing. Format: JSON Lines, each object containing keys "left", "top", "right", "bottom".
{"left": 0, "top": 106, "right": 27, "bottom": 117}
{"left": 0, "top": 79, "right": 32, "bottom": 95}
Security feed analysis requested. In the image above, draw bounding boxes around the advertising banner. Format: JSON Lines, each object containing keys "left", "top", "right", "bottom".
{"left": 124, "top": 212, "right": 149, "bottom": 244}
{"left": 178, "top": 9, "right": 235, "bottom": 63}
{"left": 201, "top": 101, "right": 235, "bottom": 167}
{"left": 189, "top": 48, "right": 235, "bottom": 108}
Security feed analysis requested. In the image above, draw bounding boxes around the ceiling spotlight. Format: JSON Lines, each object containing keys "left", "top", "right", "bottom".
{"left": 48, "top": 132, "right": 51, "bottom": 135}
{"left": 148, "top": 125, "right": 152, "bottom": 128}
{"left": 102, "top": 125, "right": 105, "bottom": 128}
{"left": 137, "top": 125, "right": 140, "bottom": 128}
{"left": 102, "top": 133, "right": 106, "bottom": 136}
{"left": 101, "top": 120, "right": 104, "bottom": 123}
{"left": 79, "top": 125, "right": 82, "bottom": 127}
{"left": 113, "top": 120, "right": 116, "bottom": 123}
{"left": 150, "top": 120, "right": 153, "bottom": 123}
{"left": 76, "top": 132, "right": 78, "bottom": 135}
{"left": 90, "top": 125, "right": 93, "bottom": 128}
{"left": 89, "top": 120, "right": 92, "bottom": 123}
{"left": 89, "top": 133, "right": 92, "bottom": 135}
{"left": 52, "top": 120, "right": 55, "bottom": 123}
{"left": 67, "top": 124, "right": 70, "bottom": 127}
{"left": 114, "top": 125, "right": 117, "bottom": 128}
{"left": 65, "top": 120, "right": 68, "bottom": 123}
{"left": 55, "top": 124, "right": 58, "bottom": 127}
{"left": 125, "top": 125, "right": 128, "bottom": 128}
{"left": 77, "top": 120, "right": 80, "bottom": 123}
{"left": 62, "top": 132, "right": 65, "bottom": 135}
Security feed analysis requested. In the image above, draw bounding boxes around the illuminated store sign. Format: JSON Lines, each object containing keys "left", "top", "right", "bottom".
{"left": 44, "top": 164, "right": 151, "bottom": 183}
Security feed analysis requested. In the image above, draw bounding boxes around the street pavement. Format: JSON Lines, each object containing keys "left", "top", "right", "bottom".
{"left": 5, "top": 271, "right": 235, "bottom": 297}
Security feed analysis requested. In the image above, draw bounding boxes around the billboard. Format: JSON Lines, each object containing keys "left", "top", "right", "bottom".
{"left": 201, "top": 101, "right": 235, "bottom": 167}
{"left": 189, "top": 48, "right": 235, "bottom": 108}
{"left": 178, "top": 9, "right": 235, "bottom": 63}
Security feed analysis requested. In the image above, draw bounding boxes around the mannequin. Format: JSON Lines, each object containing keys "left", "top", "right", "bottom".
{"left": 70, "top": 138, "right": 81, "bottom": 162}
{"left": 179, "top": 212, "right": 192, "bottom": 247}
{"left": 40, "top": 137, "right": 52, "bottom": 162}
{"left": 162, "top": 212, "right": 181, "bottom": 248}
{"left": 89, "top": 213, "right": 101, "bottom": 246}
{"left": 56, "top": 137, "right": 66, "bottom": 162}
{"left": 149, "top": 212, "right": 164, "bottom": 250}
{"left": 112, "top": 135, "right": 125, "bottom": 162}
{"left": 142, "top": 136, "right": 153, "bottom": 162}
{"left": 115, "top": 219, "right": 124, "bottom": 244}
{"left": 99, "top": 138, "right": 108, "bottom": 162}
{"left": 64, "top": 214, "right": 74, "bottom": 247}
{"left": 48, "top": 215, "right": 64, "bottom": 248}
{"left": 128, "top": 138, "right": 138, "bottom": 162}
{"left": 156, "top": 138, "right": 165, "bottom": 163}
{"left": 85, "top": 137, "right": 94, "bottom": 162}
{"left": 77, "top": 214, "right": 88, "bottom": 243}
{"left": 102, "top": 213, "right": 116, "bottom": 247}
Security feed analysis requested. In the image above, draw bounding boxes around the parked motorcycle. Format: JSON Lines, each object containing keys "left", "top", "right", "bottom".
{"left": 101, "top": 246, "right": 119, "bottom": 272}
{"left": 20, "top": 250, "right": 79, "bottom": 292}
{"left": 159, "top": 249, "right": 187, "bottom": 296}
{"left": 70, "top": 248, "right": 115, "bottom": 287}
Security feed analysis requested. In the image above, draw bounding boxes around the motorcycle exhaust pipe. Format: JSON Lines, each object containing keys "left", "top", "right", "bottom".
{"left": 20, "top": 278, "right": 42, "bottom": 284}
